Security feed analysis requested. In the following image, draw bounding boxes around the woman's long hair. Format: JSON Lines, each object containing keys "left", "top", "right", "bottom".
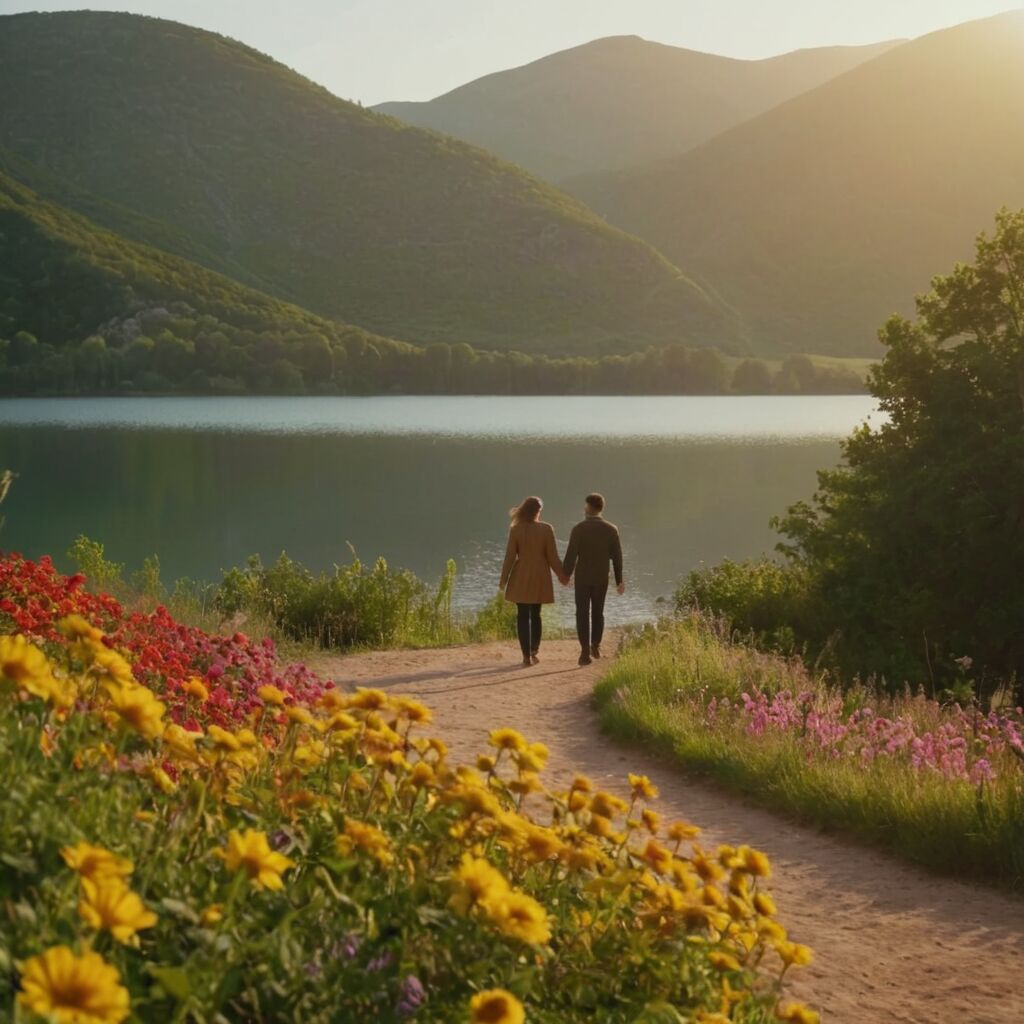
{"left": 510, "top": 495, "right": 542, "bottom": 525}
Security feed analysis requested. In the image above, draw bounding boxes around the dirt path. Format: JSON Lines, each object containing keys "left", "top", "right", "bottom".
{"left": 313, "top": 638, "right": 1024, "bottom": 1024}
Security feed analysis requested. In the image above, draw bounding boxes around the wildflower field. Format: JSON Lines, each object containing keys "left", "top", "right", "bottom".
{"left": 595, "top": 618, "right": 1024, "bottom": 887}
{"left": 0, "top": 554, "right": 818, "bottom": 1023}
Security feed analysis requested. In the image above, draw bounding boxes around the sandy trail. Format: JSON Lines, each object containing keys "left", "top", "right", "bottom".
{"left": 313, "top": 637, "right": 1024, "bottom": 1024}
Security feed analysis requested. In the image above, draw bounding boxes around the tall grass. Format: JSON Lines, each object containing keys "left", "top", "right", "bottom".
{"left": 67, "top": 536, "right": 516, "bottom": 654}
{"left": 595, "top": 617, "right": 1024, "bottom": 887}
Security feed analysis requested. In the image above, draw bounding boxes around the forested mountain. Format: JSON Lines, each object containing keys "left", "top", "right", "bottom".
{"left": 1, "top": 171, "right": 861, "bottom": 396}
{"left": 567, "top": 12, "right": 1024, "bottom": 356}
{"left": 0, "top": 11, "right": 735, "bottom": 356}
{"left": 375, "top": 36, "right": 900, "bottom": 183}
{"left": 0, "top": 168, "right": 416, "bottom": 393}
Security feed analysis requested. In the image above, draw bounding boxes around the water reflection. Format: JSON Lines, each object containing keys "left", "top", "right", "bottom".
{"left": 0, "top": 397, "right": 870, "bottom": 625}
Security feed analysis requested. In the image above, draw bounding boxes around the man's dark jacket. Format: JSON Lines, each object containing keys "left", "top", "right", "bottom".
{"left": 563, "top": 516, "right": 623, "bottom": 587}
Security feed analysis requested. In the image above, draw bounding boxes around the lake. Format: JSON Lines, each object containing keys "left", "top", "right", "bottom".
{"left": 0, "top": 396, "right": 878, "bottom": 624}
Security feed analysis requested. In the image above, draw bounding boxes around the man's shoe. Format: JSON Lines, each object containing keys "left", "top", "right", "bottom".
{"left": 578, "top": 653, "right": 592, "bottom": 667}
{"left": 591, "top": 645, "right": 601, "bottom": 659}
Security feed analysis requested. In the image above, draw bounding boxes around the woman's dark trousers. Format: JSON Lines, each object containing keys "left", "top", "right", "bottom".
{"left": 516, "top": 603, "right": 542, "bottom": 658}
{"left": 575, "top": 583, "right": 609, "bottom": 654}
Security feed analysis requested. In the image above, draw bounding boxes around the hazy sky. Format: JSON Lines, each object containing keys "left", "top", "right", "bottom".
{"left": 1, "top": 1, "right": 1018, "bottom": 104}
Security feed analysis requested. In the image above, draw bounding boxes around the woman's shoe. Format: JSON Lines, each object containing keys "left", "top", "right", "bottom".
{"left": 521, "top": 657, "right": 533, "bottom": 668}
{"left": 530, "top": 654, "right": 540, "bottom": 665}
{"left": 578, "top": 653, "right": 592, "bottom": 667}
{"left": 591, "top": 645, "right": 602, "bottom": 659}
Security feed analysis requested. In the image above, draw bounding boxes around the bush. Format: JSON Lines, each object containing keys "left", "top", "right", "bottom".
{"left": 673, "top": 559, "right": 810, "bottom": 655}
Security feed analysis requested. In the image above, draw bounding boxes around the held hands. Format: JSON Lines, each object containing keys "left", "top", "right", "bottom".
{"left": 558, "top": 573, "right": 570, "bottom": 587}
{"left": 616, "top": 582, "right": 626, "bottom": 596}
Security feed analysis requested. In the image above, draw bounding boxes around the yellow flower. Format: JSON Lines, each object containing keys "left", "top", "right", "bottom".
{"left": 488, "top": 727, "right": 527, "bottom": 753}
{"left": 319, "top": 688, "right": 349, "bottom": 711}
{"left": 758, "top": 917, "right": 787, "bottom": 943}
{"left": 61, "top": 842, "right": 133, "bottom": 882}
{"left": 469, "top": 988, "right": 525, "bottom": 1024}
{"left": 488, "top": 890, "right": 551, "bottom": 945}
{"left": 741, "top": 845, "right": 772, "bottom": 878}
{"left": 476, "top": 754, "right": 497, "bottom": 772}
{"left": 396, "top": 697, "right": 433, "bottom": 724}
{"left": 409, "top": 761, "right": 436, "bottom": 788}
{"left": 199, "top": 904, "right": 223, "bottom": 927}
{"left": 149, "top": 764, "right": 177, "bottom": 795}
{"left": 257, "top": 684, "right": 287, "bottom": 706}
{"left": 776, "top": 1002, "right": 821, "bottom": 1024}
{"left": 293, "top": 740, "right": 326, "bottom": 769}
{"left": 775, "top": 940, "right": 813, "bottom": 968}
{"left": 183, "top": 677, "right": 209, "bottom": 701}
{"left": 286, "top": 705, "right": 314, "bottom": 726}
{"left": 514, "top": 741, "right": 548, "bottom": 772}
{"left": 349, "top": 687, "right": 389, "bottom": 710}
{"left": 590, "top": 791, "right": 629, "bottom": 818}
{"left": 628, "top": 772, "right": 659, "bottom": 800}
{"left": 754, "top": 892, "right": 777, "bottom": 917}
{"left": 666, "top": 820, "right": 701, "bottom": 843}
{"left": 507, "top": 771, "right": 543, "bottom": 796}
{"left": 323, "top": 710, "right": 359, "bottom": 734}
{"left": 57, "top": 614, "right": 104, "bottom": 642}
{"left": 708, "top": 951, "right": 742, "bottom": 972}
{"left": 336, "top": 820, "right": 394, "bottom": 866}
{"left": 91, "top": 646, "right": 136, "bottom": 688}
{"left": 452, "top": 854, "right": 510, "bottom": 914}
{"left": 641, "top": 809, "right": 662, "bottom": 834}
{"left": 17, "top": 946, "right": 130, "bottom": 1024}
{"left": 570, "top": 773, "right": 593, "bottom": 793}
{"left": 163, "top": 723, "right": 202, "bottom": 762}
{"left": 78, "top": 877, "right": 157, "bottom": 945}
{"left": 104, "top": 682, "right": 165, "bottom": 739}
{"left": 521, "top": 825, "right": 563, "bottom": 863}
{"left": 0, "top": 634, "right": 72, "bottom": 706}
{"left": 221, "top": 829, "right": 295, "bottom": 891}
{"left": 207, "top": 724, "right": 242, "bottom": 752}
{"left": 638, "top": 838, "right": 674, "bottom": 875}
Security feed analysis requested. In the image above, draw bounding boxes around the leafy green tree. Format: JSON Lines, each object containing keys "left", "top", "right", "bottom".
{"left": 732, "top": 358, "right": 773, "bottom": 394}
{"left": 774, "top": 209, "right": 1024, "bottom": 699}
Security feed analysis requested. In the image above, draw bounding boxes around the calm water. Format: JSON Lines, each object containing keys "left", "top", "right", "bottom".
{"left": 0, "top": 396, "right": 878, "bottom": 624}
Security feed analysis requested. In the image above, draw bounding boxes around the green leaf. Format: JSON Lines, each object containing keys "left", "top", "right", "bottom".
{"left": 148, "top": 965, "right": 191, "bottom": 1001}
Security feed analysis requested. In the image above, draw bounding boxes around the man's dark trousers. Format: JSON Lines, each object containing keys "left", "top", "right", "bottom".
{"left": 575, "top": 582, "right": 609, "bottom": 653}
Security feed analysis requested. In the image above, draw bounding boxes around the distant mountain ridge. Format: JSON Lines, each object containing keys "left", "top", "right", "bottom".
{"left": 0, "top": 11, "right": 738, "bottom": 357}
{"left": 374, "top": 35, "right": 903, "bottom": 181}
{"left": 566, "top": 11, "right": 1024, "bottom": 356}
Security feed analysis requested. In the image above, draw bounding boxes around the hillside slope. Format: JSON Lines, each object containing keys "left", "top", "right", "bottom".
{"left": 567, "top": 12, "right": 1024, "bottom": 356}
{"left": 0, "top": 168, "right": 426, "bottom": 391}
{"left": 0, "top": 11, "right": 734, "bottom": 355}
{"left": 375, "top": 36, "right": 901, "bottom": 182}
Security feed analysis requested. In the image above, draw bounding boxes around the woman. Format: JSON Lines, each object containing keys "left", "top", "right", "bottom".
{"left": 499, "top": 496, "right": 567, "bottom": 667}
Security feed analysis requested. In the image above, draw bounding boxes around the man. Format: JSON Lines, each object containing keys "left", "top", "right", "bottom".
{"left": 562, "top": 492, "right": 624, "bottom": 666}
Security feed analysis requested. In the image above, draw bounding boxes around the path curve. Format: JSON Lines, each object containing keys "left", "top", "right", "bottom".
{"left": 313, "top": 638, "right": 1024, "bottom": 1024}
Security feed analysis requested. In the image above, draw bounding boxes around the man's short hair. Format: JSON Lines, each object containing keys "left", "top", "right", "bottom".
{"left": 585, "top": 492, "right": 605, "bottom": 512}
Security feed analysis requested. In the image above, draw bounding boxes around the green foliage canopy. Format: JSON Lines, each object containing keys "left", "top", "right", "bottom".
{"left": 773, "top": 209, "right": 1024, "bottom": 696}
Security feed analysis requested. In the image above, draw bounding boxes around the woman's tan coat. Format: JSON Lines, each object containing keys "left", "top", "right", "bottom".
{"left": 499, "top": 520, "right": 562, "bottom": 604}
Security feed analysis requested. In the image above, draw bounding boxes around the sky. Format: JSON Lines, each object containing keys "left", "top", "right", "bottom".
{"left": 0, "top": 0, "right": 1019, "bottom": 104}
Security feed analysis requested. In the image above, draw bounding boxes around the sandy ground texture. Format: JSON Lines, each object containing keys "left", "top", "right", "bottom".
{"left": 313, "top": 637, "right": 1024, "bottom": 1024}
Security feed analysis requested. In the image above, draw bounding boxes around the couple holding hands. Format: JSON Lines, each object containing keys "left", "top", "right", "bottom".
{"left": 499, "top": 492, "right": 624, "bottom": 668}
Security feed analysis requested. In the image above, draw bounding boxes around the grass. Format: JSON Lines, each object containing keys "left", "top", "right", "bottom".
{"left": 594, "top": 617, "right": 1024, "bottom": 888}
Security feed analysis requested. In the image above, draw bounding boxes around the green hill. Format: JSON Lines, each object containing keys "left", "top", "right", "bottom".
{"left": 375, "top": 36, "right": 901, "bottom": 183}
{"left": 0, "top": 166, "right": 426, "bottom": 393}
{"left": 567, "top": 12, "right": 1024, "bottom": 356}
{"left": 0, "top": 11, "right": 736, "bottom": 356}
{"left": 5, "top": 169, "right": 865, "bottom": 397}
